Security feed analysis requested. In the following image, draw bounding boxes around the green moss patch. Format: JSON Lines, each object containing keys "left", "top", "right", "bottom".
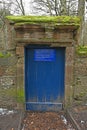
{"left": 1, "top": 87, "right": 25, "bottom": 103}
{"left": 6, "top": 15, "right": 80, "bottom": 26}
{"left": 16, "top": 89, "right": 25, "bottom": 103}
{"left": 0, "top": 52, "right": 11, "bottom": 58}
{"left": 76, "top": 45, "right": 87, "bottom": 55}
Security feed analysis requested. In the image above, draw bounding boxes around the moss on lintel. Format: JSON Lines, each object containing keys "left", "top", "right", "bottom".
{"left": 76, "top": 45, "right": 87, "bottom": 55}
{"left": 6, "top": 15, "right": 80, "bottom": 26}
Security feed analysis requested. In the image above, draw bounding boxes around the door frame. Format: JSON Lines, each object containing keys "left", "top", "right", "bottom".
{"left": 16, "top": 45, "right": 74, "bottom": 110}
{"left": 24, "top": 45, "right": 66, "bottom": 111}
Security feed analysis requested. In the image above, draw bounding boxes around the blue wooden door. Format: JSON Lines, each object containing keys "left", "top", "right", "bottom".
{"left": 25, "top": 46, "right": 65, "bottom": 111}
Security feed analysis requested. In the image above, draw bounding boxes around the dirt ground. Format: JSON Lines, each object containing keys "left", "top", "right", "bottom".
{"left": 69, "top": 105, "right": 87, "bottom": 130}
{"left": 0, "top": 109, "right": 23, "bottom": 130}
{"left": 0, "top": 105, "right": 87, "bottom": 130}
{"left": 21, "top": 111, "right": 75, "bottom": 130}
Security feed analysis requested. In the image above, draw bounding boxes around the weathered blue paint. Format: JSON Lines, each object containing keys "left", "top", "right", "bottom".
{"left": 25, "top": 46, "right": 65, "bottom": 111}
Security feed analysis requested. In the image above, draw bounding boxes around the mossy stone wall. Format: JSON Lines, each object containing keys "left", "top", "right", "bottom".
{"left": 74, "top": 51, "right": 87, "bottom": 104}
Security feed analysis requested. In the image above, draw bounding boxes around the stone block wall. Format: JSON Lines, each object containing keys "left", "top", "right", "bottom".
{"left": 0, "top": 59, "right": 18, "bottom": 108}
{"left": 0, "top": 29, "right": 4, "bottom": 50}
{"left": 0, "top": 71, "right": 16, "bottom": 108}
{"left": 74, "top": 54, "right": 87, "bottom": 104}
{"left": 0, "top": 24, "right": 18, "bottom": 109}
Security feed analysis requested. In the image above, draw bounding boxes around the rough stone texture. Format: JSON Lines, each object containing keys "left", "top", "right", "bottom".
{"left": 74, "top": 54, "right": 87, "bottom": 104}
{"left": 65, "top": 47, "right": 75, "bottom": 105}
{"left": 0, "top": 23, "right": 17, "bottom": 109}
{"left": 0, "top": 29, "right": 4, "bottom": 50}
{"left": 14, "top": 25, "right": 77, "bottom": 47}
{"left": 0, "top": 62, "right": 17, "bottom": 108}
